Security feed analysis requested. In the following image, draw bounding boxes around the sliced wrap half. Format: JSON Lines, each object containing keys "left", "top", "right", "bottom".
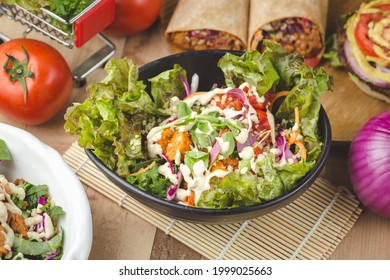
{"left": 165, "top": 0, "right": 249, "bottom": 51}
{"left": 248, "top": 0, "right": 328, "bottom": 66}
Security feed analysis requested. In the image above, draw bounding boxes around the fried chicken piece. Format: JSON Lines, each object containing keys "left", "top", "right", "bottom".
{"left": 165, "top": 131, "right": 192, "bottom": 161}
{"left": 0, "top": 182, "right": 10, "bottom": 194}
{"left": 7, "top": 211, "right": 28, "bottom": 238}
{"left": 0, "top": 225, "right": 9, "bottom": 257}
{"left": 156, "top": 128, "right": 174, "bottom": 154}
{"left": 211, "top": 157, "right": 239, "bottom": 172}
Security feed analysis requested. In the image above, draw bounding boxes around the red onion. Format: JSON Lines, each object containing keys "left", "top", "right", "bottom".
{"left": 209, "top": 141, "right": 221, "bottom": 163}
{"left": 38, "top": 196, "right": 46, "bottom": 205}
{"left": 180, "top": 75, "right": 191, "bottom": 97}
{"left": 236, "top": 132, "right": 259, "bottom": 153}
{"left": 166, "top": 170, "right": 182, "bottom": 201}
{"left": 227, "top": 88, "right": 246, "bottom": 103}
{"left": 344, "top": 40, "right": 389, "bottom": 88}
{"left": 348, "top": 110, "right": 390, "bottom": 218}
{"left": 159, "top": 153, "right": 174, "bottom": 174}
{"left": 376, "top": 64, "right": 390, "bottom": 74}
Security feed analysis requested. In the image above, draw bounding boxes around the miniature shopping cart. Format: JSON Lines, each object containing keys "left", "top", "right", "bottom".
{"left": 0, "top": 0, "right": 116, "bottom": 87}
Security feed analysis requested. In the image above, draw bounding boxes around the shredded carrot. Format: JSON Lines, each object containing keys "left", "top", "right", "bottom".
{"left": 270, "top": 91, "right": 289, "bottom": 111}
{"left": 185, "top": 191, "right": 195, "bottom": 206}
{"left": 254, "top": 146, "right": 263, "bottom": 157}
{"left": 294, "top": 140, "right": 307, "bottom": 161}
{"left": 285, "top": 107, "right": 307, "bottom": 160}
{"left": 288, "top": 107, "right": 300, "bottom": 144}
{"left": 129, "top": 161, "right": 156, "bottom": 176}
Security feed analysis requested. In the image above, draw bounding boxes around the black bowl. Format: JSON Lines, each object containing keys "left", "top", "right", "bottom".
{"left": 86, "top": 50, "right": 332, "bottom": 224}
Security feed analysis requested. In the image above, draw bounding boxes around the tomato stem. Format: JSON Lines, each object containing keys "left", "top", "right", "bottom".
{"left": 3, "top": 46, "right": 35, "bottom": 104}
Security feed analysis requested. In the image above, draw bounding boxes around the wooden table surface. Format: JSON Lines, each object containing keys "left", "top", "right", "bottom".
{"left": 0, "top": 0, "right": 389, "bottom": 260}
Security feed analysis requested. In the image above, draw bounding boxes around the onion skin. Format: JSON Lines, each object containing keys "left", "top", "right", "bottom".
{"left": 348, "top": 110, "right": 390, "bottom": 218}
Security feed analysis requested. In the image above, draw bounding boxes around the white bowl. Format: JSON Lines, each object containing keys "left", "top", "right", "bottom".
{"left": 0, "top": 123, "right": 92, "bottom": 260}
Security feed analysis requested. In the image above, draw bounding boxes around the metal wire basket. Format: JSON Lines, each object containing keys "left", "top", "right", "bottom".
{"left": 0, "top": 0, "right": 116, "bottom": 86}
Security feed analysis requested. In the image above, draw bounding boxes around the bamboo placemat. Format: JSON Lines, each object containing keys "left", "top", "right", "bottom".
{"left": 64, "top": 142, "right": 362, "bottom": 260}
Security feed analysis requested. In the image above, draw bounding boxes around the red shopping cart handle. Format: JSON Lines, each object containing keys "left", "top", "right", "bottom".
{"left": 75, "top": 0, "right": 115, "bottom": 48}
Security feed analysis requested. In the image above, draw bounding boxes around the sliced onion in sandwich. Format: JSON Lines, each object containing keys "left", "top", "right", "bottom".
{"left": 344, "top": 40, "right": 390, "bottom": 88}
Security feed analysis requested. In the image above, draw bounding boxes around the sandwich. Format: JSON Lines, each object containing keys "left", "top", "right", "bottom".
{"left": 324, "top": 0, "right": 390, "bottom": 103}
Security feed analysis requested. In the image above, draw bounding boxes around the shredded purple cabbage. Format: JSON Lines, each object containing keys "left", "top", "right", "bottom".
{"left": 160, "top": 153, "right": 174, "bottom": 174}
{"left": 180, "top": 75, "right": 191, "bottom": 97}
{"left": 44, "top": 250, "right": 60, "bottom": 260}
{"left": 38, "top": 196, "right": 46, "bottom": 206}
{"left": 166, "top": 170, "right": 182, "bottom": 201}
{"left": 209, "top": 141, "right": 222, "bottom": 163}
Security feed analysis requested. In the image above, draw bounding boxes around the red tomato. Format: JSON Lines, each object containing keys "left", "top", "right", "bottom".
{"left": 372, "top": 3, "right": 390, "bottom": 10}
{"left": 354, "top": 3, "right": 390, "bottom": 58}
{"left": 304, "top": 56, "right": 322, "bottom": 67}
{"left": 105, "top": 0, "right": 162, "bottom": 36}
{"left": 0, "top": 39, "right": 72, "bottom": 125}
{"left": 355, "top": 13, "right": 384, "bottom": 57}
{"left": 255, "top": 110, "right": 271, "bottom": 131}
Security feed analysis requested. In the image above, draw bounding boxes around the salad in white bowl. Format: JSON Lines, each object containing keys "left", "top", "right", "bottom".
{"left": 0, "top": 125, "right": 92, "bottom": 259}
{"left": 65, "top": 41, "right": 333, "bottom": 209}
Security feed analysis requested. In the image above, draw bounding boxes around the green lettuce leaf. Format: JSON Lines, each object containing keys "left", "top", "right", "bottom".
{"left": 0, "top": 0, "right": 94, "bottom": 20}
{"left": 126, "top": 164, "right": 169, "bottom": 198}
{"left": 196, "top": 172, "right": 261, "bottom": 209}
{"left": 0, "top": 139, "right": 11, "bottom": 161}
{"left": 275, "top": 159, "right": 314, "bottom": 189}
{"left": 47, "top": 205, "right": 65, "bottom": 226}
{"left": 254, "top": 153, "right": 285, "bottom": 201}
{"left": 65, "top": 58, "right": 186, "bottom": 183}
{"left": 263, "top": 40, "right": 333, "bottom": 162}
{"left": 0, "top": 0, "right": 49, "bottom": 11}
{"left": 323, "top": 33, "right": 343, "bottom": 68}
{"left": 48, "top": 0, "right": 94, "bottom": 20}
{"left": 23, "top": 182, "right": 49, "bottom": 210}
{"left": 64, "top": 58, "right": 161, "bottom": 174}
{"left": 149, "top": 64, "right": 186, "bottom": 110}
{"left": 184, "top": 151, "right": 209, "bottom": 174}
{"left": 218, "top": 50, "right": 280, "bottom": 95}
{"left": 13, "top": 228, "right": 63, "bottom": 257}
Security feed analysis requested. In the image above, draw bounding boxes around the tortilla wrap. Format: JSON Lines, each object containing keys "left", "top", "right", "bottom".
{"left": 165, "top": 0, "right": 249, "bottom": 51}
{"left": 249, "top": 0, "right": 328, "bottom": 61}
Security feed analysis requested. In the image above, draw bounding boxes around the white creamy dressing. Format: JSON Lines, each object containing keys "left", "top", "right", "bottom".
{"left": 146, "top": 127, "right": 163, "bottom": 158}
{"left": 240, "top": 167, "right": 249, "bottom": 174}
{"left": 215, "top": 137, "right": 230, "bottom": 154}
{"left": 1, "top": 174, "right": 27, "bottom": 258}
{"left": 176, "top": 111, "right": 198, "bottom": 132}
{"left": 266, "top": 110, "right": 276, "bottom": 145}
{"left": 158, "top": 162, "right": 179, "bottom": 185}
{"left": 223, "top": 107, "right": 246, "bottom": 119}
{"left": 176, "top": 161, "right": 229, "bottom": 203}
{"left": 239, "top": 146, "right": 254, "bottom": 160}
{"left": 174, "top": 149, "right": 182, "bottom": 165}
{"left": 235, "top": 128, "right": 249, "bottom": 144}
{"left": 184, "top": 87, "right": 231, "bottom": 107}
{"left": 200, "top": 105, "right": 223, "bottom": 116}
{"left": 25, "top": 215, "right": 43, "bottom": 228}
{"left": 27, "top": 213, "right": 55, "bottom": 241}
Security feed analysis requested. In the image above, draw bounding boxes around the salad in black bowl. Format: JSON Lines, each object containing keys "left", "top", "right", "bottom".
{"left": 64, "top": 41, "right": 332, "bottom": 223}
